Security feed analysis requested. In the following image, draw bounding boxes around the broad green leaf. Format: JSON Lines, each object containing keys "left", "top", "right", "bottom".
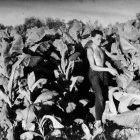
{"left": 27, "top": 72, "right": 35, "bottom": 91}
{"left": 34, "top": 89, "right": 58, "bottom": 104}
{"left": 20, "top": 131, "right": 42, "bottom": 140}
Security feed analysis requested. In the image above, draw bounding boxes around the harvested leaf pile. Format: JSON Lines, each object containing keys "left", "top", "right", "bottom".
{"left": 0, "top": 17, "right": 140, "bottom": 140}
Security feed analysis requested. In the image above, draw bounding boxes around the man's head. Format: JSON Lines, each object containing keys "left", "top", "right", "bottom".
{"left": 91, "top": 30, "right": 103, "bottom": 47}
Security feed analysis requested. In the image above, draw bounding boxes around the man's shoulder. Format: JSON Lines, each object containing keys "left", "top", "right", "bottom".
{"left": 84, "top": 40, "right": 93, "bottom": 49}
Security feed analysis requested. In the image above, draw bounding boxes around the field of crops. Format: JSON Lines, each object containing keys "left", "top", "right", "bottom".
{"left": 0, "top": 15, "right": 140, "bottom": 140}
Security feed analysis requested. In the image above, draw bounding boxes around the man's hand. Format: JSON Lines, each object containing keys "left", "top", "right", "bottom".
{"left": 109, "top": 68, "right": 118, "bottom": 76}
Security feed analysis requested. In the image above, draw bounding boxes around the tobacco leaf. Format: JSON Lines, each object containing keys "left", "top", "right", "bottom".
{"left": 20, "top": 131, "right": 42, "bottom": 140}
{"left": 16, "top": 105, "right": 37, "bottom": 130}
{"left": 27, "top": 72, "right": 36, "bottom": 91}
{"left": 34, "top": 89, "right": 58, "bottom": 105}
{"left": 39, "top": 115, "right": 64, "bottom": 130}
{"left": 30, "top": 78, "right": 47, "bottom": 92}
{"left": 10, "top": 29, "right": 24, "bottom": 55}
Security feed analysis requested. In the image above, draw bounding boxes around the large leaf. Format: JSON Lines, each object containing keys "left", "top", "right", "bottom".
{"left": 61, "top": 31, "right": 75, "bottom": 44}
{"left": 1, "top": 38, "right": 11, "bottom": 59}
{"left": 1, "top": 38, "right": 11, "bottom": 77}
{"left": 20, "top": 131, "right": 42, "bottom": 140}
{"left": 53, "top": 39, "right": 68, "bottom": 57}
{"left": 26, "top": 27, "right": 56, "bottom": 46}
{"left": 0, "top": 101, "right": 12, "bottom": 128}
{"left": 81, "top": 123, "right": 92, "bottom": 140}
{"left": 69, "top": 76, "right": 83, "bottom": 91}
{"left": 119, "top": 37, "right": 138, "bottom": 53}
{"left": 34, "top": 89, "right": 58, "bottom": 105}
{"left": 30, "top": 78, "right": 47, "bottom": 92}
{"left": 116, "top": 71, "right": 134, "bottom": 89}
{"left": 103, "top": 87, "right": 140, "bottom": 128}
{"left": 0, "top": 30, "right": 9, "bottom": 39}
{"left": 23, "top": 105, "right": 37, "bottom": 124}
{"left": 65, "top": 60, "right": 74, "bottom": 80}
{"left": 53, "top": 39, "right": 68, "bottom": 74}
{"left": 27, "top": 72, "right": 35, "bottom": 91}
{"left": 103, "top": 104, "right": 140, "bottom": 129}
{"left": 26, "top": 27, "right": 46, "bottom": 45}
{"left": 16, "top": 105, "right": 37, "bottom": 130}
{"left": 50, "top": 129, "right": 62, "bottom": 137}
{"left": 6, "top": 128, "right": 15, "bottom": 140}
{"left": 118, "top": 21, "right": 140, "bottom": 41}
{"left": 66, "top": 102, "right": 76, "bottom": 113}
{"left": 8, "top": 54, "right": 26, "bottom": 99}
{"left": 0, "top": 90, "right": 11, "bottom": 107}
{"left": 22, "top": 121, "right": 35, "bottom": 131}
{"left": 39, "top": 115, "right": 64, "bottom": 130}
{"left": 14, "top": 88, "right": 31, "bottom": 105}
{"left": 109, "top": 87, "right": 140, "bottom": 114}
{"left": 108, "top": 87, "right": 119, "bottom": 115}
{"left": 68, "top": 20, "right": 83, "bottom": 42}
{"left": 10, "top": 29, "right": 24, "bottom": 55}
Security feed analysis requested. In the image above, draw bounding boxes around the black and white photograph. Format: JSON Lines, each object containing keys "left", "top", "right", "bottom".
{"left": 0, "top": 0, "right": 140, "bottom": 140}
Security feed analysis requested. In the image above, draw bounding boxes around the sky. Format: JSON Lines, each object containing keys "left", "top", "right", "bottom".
{"left": 0, "top": 0, "right": 140, "bottom": 27}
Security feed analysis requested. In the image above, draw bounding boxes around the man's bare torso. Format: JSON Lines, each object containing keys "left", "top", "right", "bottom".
{"left": 89, "top": 44, "right": 105, "bottom": 67}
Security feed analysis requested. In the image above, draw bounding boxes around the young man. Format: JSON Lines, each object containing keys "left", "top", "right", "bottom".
{"left": 86, "top": 30, "right": 118, "bottom": 131}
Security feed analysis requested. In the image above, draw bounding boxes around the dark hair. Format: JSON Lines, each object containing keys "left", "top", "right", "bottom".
{"left": 91, "top": 30, "right": 103, "bottom": 37}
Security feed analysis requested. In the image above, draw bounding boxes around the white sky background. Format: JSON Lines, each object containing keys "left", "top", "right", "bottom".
{"left": 0, "top": 0, "right": 140, "bottom": 27}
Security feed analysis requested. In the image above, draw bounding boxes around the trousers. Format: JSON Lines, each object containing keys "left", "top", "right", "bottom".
{"left": 88, "top": 68, "right": 108, "bottom": 120}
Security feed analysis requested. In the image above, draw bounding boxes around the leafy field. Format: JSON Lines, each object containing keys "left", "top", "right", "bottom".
{"left": 0, "top": 15, "right": 140, "bottom": 140}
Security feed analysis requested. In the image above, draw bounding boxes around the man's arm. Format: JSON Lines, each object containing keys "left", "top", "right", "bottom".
{"left": 87, "top": 48, "right": 118, "bottom": 75}
{"left": 103, "top": 48, "right": 124, "bottom": 61}
{"left": 105, "top": 61, "right": 115, "bottom": 69}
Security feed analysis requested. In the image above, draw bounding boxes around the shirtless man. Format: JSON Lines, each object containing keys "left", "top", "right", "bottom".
{"left": 86, "top": 30, "right": 118, "bottom": 128}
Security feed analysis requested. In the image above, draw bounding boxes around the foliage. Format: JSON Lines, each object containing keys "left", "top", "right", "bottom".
{"left": 45, "top": 17, "right": 66, "bottom": 30}
{"left": 24, "top": 17, "right": 45, "bottom": 29}
{"left": 15, "top": 24, "right": 26, "bottom": 36}
{"left": 0, "top": 23, "right": 6, "bottom": 30}
{"left": 0, "top": 12, "right": 140, "bottom": 140}
{"left": 136, "top": 12, "right": 140, "bottom": 21}
{"left": 67, "top": 19, "right": 85, "bottom": 30}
